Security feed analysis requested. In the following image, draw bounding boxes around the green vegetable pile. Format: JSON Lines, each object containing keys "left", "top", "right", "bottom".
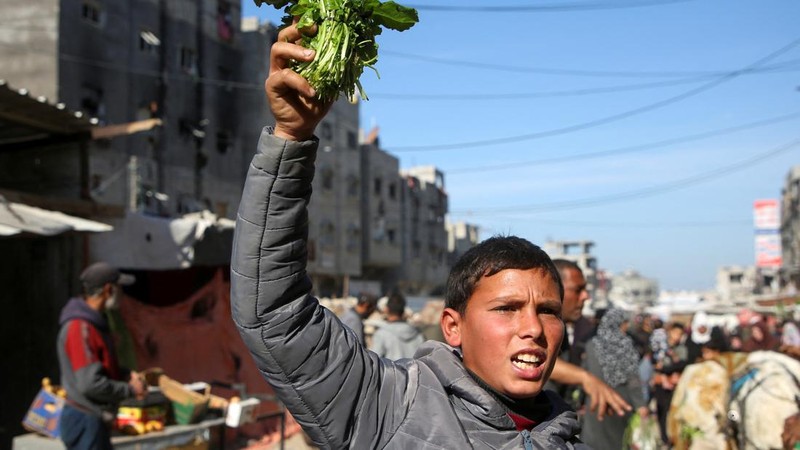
{"left": 254, "top": 0, "right": 418, "bottom": 102}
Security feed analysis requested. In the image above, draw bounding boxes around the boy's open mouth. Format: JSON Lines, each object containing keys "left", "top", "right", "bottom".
{"left": 511, "top": 351, "right": 545, "bottom": 370}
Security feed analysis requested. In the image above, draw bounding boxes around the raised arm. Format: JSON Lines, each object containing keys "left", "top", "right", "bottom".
{"left": 230, "top": 22, "right": 412, "bottom": 449}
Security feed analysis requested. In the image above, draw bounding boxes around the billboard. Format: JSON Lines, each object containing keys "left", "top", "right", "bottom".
{"left": 753, "top": 199, "right": 780, "bottom": 230}
{"left": 755, "top": 232, "right": 782, "bottom": 268}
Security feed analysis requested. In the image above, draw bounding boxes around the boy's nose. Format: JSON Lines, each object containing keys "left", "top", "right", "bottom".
{"left": 518, "top": 309, "right": 543, "bottom": 339}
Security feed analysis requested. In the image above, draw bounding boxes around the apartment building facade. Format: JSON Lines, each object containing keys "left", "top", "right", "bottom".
{"left": 782, "top": 165, "right": 800, "bottom": 289}
{"left": 401, "top": 166, "right": 449, "bottom": 294}
{"left": 0, "top": 0, "right": 451, "bottom": 294}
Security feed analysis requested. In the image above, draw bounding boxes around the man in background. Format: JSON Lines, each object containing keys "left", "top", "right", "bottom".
{"left": 547, "top": 259, "right": 631, "bottom": 421}
{"left": 57, "top": 262, "right": 145, "bottom": 449}
{"left": 341, "top": 293, "right": 378, "bottom": 346}
{"left": 370, "top": 293, "right": 425, "bottom": 360}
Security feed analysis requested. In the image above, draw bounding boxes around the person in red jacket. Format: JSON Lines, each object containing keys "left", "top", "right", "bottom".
{"left": 56, "top": 262, "right": 145, "bottom": 449}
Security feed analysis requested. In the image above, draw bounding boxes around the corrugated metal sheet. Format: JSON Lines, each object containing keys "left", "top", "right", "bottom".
{"left": 0, "top": 200, "right": 112, "bottom": 237}
{"left": 0, "top": 80, "right": 97, "bottom": 144}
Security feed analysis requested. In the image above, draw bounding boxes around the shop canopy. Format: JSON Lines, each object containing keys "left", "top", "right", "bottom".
{"left": 0, "top": 198, "right": 112, "bottom": 237}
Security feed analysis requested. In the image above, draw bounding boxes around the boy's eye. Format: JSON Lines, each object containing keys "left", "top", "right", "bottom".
{"left": 493, "top": 304, "right": 517, "bottom": 312}
{"left": 540, "top": 306, "right": 562, "bottom": 316}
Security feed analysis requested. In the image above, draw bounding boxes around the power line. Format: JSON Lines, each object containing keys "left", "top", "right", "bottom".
{"left": 446, "top": 215, "right": 753, "bottom": 228}
{"left": 369, "top": 61, "right": 800, "bottom": 100}
{"left": 2, "top": 35, "right": 797, "bottom": 103}
{"left": 450, "top": 137, "right": 800, "bottom": 214}
{"left": 382, "top": 50, "right": 800, "bottom": 79}
{"left": 388, "top": 37, "right": 800, "bottom": 152}
{"left": 445, "top": 111, "right": 800, "bottom": 174}
{"left": 406, "top": 0, "right": 692, "bottom": 12}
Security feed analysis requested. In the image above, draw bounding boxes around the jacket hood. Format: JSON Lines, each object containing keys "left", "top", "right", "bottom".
{"left": 59, "top": 297, "right": 109, "bottom": 331}
{"left": 379, "top": 321, "right": 423, "bottom": 342}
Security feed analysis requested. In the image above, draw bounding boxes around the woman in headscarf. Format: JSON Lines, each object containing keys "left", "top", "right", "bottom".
{"left": 742, "top": 319, "right": 780, "bottom": 352}
{"left": 581, "top": 308, "right": 649, "bottom": 449}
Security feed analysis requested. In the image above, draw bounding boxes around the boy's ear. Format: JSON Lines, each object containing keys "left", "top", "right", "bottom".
{"left": 441, "top": 308, "right": 463, "bottom": 347}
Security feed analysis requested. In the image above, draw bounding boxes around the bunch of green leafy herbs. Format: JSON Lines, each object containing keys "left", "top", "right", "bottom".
{"left": 254, "top": 0, "right": 418, "bottom": 102}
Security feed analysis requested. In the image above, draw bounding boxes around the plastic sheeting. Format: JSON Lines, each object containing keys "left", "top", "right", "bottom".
{"left": 90, "top": 211, "right": 234, "bottom": 270}
{"left": 118, "top": 269, "right": 300, "bottom": 445}
{"left": 0, "top": 199, "right": 112, "bottom": 236}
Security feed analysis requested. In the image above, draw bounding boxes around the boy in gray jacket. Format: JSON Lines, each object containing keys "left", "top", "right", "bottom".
{"left": 230, "top": 22, "right": 589, "bottom": 449}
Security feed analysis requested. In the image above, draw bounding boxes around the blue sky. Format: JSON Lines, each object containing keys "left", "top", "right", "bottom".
{"left": 242, "top": 0, "right": 800, "bottom": 290}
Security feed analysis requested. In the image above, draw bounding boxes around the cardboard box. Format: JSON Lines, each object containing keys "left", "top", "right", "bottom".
{"left": 22, "top": 387, "right": 64, "bottom": 439}
{"left": 159, "top": 377, "right": 210, "bottom": 425}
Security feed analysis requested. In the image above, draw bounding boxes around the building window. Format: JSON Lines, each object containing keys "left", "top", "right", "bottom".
{"left": 320, "top": 221, "right": 335, "bottom": 249}
{"left": 139, "top": 31, "right": 160, "bottom": 54}
{"left": 373, "top": 178, "right": 382, "bottom": 196}
{"left": 80, "top": 85, "right": 105, "bottom": 122}
{"left": 320, "top": 166, "right": 334, "bottom": 190}
{"left": 217, "top": 1, "right": 234, "bottom": 42}
{"left": 346, "top": 223, "right": 360, "bottom": 252}
{"left": 347, "top": 131, "right": 358, "bottom": 149}
{"left": 346, "top": 174, "right": 359, "bottom": 197}
{"left": 388, "top": 182, "right": 396, "bottom": 200}
{"left": 179, "top": 47, "right": 197, "bottom": 74}
{"left": 320, "top": 122, "right": 333, "bottom": 140}
{"left": 81, "top": 1, "right": 102, "bottom": 25}
{"left": 216, "top": 131, "right": 230, "bottom": 154}
{"left": 387, "top": 229, "right": 396, "bottom": 244}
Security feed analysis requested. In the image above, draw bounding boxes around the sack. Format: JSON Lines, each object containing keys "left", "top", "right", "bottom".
{"left": 624, "top": 411, "right": 661, "bottom": 450}
{"left": 22, "top": 381, "right": 65, "bottom": 439}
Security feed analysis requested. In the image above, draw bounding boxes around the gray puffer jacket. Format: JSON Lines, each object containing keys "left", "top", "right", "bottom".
{"left": 231, "top": 128, "right": 589, "bottom": 450}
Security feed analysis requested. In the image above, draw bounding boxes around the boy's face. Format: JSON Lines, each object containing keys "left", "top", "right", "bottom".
{"left": 442, "top": 268, "right": 564, "bottom": 399}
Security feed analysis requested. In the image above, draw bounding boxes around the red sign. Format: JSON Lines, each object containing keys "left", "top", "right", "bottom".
{"left": 755, "top": 233, "right": 782, "bottom": 268}
{"left": 754, "top": 199, "right": 780, "bottom": 230}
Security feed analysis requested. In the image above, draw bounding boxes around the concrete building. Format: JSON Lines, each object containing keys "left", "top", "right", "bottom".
{"left": 446, "top": 220, "right": 480, "bottom": 265}
{"left": 306, "top": 100, "right": 362, "bottom": 296}
{"left": 356, "top": 129, "right": 403, "bottom": 294}
{"left": 401, "top": 166, "right": 449, "bottom": 294}
{"left": 717, "top": 265, "right": 760, "bottom": 304}
{"left": 782, "top": 165, "right": 800, "bottom": 290}
{"left": 607, "top": 270, "right": 659, "bottom": 307}
{"left": 0, "top": 0, "right": 260, "bottom": 266}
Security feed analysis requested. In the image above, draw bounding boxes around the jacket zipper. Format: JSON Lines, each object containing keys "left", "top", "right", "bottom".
{"left": 521, "top": 430, "right": 534, "bottom": 450}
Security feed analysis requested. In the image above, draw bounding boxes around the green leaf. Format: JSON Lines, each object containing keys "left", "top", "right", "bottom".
{"left": 370, "top": 1, "right": 418, "bottom": 32}
{"left": 253, "top": 0, "right": 293, "bottom": 8}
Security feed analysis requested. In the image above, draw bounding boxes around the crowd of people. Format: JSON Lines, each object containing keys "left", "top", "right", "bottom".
{"left": 557, "top": 306, "right": 800, "bottom": 448}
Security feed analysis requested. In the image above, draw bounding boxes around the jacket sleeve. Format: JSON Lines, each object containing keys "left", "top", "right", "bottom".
{"left": 230, "top": 129, "right": 415, "bottom": 449}
{"left": 62, "top": 320, "right": 133, "bottom": 404}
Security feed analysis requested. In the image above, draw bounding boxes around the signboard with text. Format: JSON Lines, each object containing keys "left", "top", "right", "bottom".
{"left": 755, "top": 232, "right": 782, "bottom": 268}
{"left": 754, "top": 199, "right": 780, "bottom": 230}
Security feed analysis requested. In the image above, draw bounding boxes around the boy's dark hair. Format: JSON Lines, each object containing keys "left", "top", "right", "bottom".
{"left": 445, "top": 236, "right": 563, "bottom": 315}
{"left": 386, "top": 293, "right": 406, "bottom": 317}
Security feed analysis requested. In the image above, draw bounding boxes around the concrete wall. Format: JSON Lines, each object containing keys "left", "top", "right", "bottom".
{"left": 0, "top": 0, "right": 60, "bottom": 100}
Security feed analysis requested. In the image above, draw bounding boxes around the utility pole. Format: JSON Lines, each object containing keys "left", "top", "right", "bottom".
{"left": 128, "top": 156, "right": 139, "bottom": 212}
